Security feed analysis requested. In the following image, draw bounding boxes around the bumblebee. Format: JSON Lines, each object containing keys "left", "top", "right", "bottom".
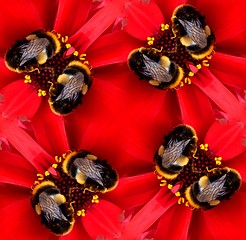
{"left": 154, "top": 124, "right": 198, "bottom": 179}
{"left": 185, "top": 167, "right": 241, "bottom": 210}
{"left": 62, "top": 150, "right": 118, "bottom": 193}
{"left": 48, "top": 61, "right": 92, "bottom": 115}
{"left": 128, "top": 47, "right": 184, "bottom": 90}
{"left": 5, "top": 30, "right": 61, "bottom": 73}
{"left": 31, "top": 181, "right": 74, "bottom": 235}
{"left": 171, "top": 4, "right": 215, "bottom": 60}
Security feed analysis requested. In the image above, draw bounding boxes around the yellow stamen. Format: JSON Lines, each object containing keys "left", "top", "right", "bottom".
{"left": 52, "top": 163, "right": 58, "bottom": 169}
{"left": 91, "top": 195, "right": 99, "bottom": 204}
{"left": 188, "top": 71, "right": 194, "bottom": 77}
{"left": 196, "top": 64, "right": 202, "bottom": 69}
{"left": 73, "top": 51, "right": 79, "bottom": 56}
{"left": 215, "top": 156, "right": 222, "bottom": 165}
{"left": 168, "top": 184, "right": 173, "bottom": 189}
{"left": 202, "top": 60, "right": 209, "bottom": 67}
{"left": 184, "top": 77, "right": 191, "bottom": 84}
{"left": 178, "top": 197, "right": 185, "bottom": 204}
{"left": 55, "top": 156, "right": 62, "bottom": 163}
{"left": 147, "top": 37, "right": 155, "bottom": 45}
{"left": 161, "top": 23, "right": 169, "bottom": 31}
{"left": 65, "top": 43, "right": 71, "bottom": 49}
{"left": 62, "top": 36, "right": 69, "bottom": 43}
{"left": 24, "top": 75, "right": 32, "bottom": 83}
{"left": 160, "top": 179, "right": 167, "bottom": 187}
{"left": 44, "top": 171, "right": 50, "bottom": 176}
{"left": 37, "top": 173, "right": 44, "bottom": 180}
{"left": 37, "top": 89, "right": 46, "bottom": 97}
{"left": 200, "top": 143, "right": 209, "bottom": 151}
{"left": 77, "top": 209, "right": 86, "bottom": 217}
{"left": 175, "top": 191, "right": 181, "bottom": 197}
{"left": 79, "top": 53, "right": 87, "bottom": 61}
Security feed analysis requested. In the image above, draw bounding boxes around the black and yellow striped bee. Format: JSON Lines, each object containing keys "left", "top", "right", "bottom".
{"left": 154, "top": 124, "right": 198, "bottom": 180}
{"left": 5, "top": 30, "right": 61, "bottom": 73}
{"left": 62, "top": 150, "right": 118, "bottom": 193}
{"left": 185, "top": 167, "right": 241, "bottom": 210}
{"left": 48, "top": 61, "right": 92, "bottom": 115}
{"left": 31, "top": 181, "right": 74, "bottom": 235}
{"left": 172, "top": 4, "right": 215, "bottom": 60}
{"left": 128, "top": 47, "right": 184, "bottom": 90}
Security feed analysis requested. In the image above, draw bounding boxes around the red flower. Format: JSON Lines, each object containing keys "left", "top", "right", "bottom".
{"left": 106, "top": 100, "right": 246, "bottom": 239}
{"left": 117, "top": 0, "right": 246, "bottom": 124}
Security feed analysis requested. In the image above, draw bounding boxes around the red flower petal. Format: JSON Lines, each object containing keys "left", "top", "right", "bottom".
{"left": 0, "top": 194, "right": 50, "bottom": 240}
{"left": 202, "top": 190, "right": 246, "bottom": 239}
{"left": 31, "top": 101, "right": 70, "bottom": 157}
{"left": 70, "top": 0, "right": 130, "bottom": 51}
{"left": 105, "top": 173, "right": 159, "bottom": 210}
{"left": 194, "top": 0, "right": 246, "bottom": 43}
{"left": 193, "top": 68, "right": 246, "bottom": 124}
{"left": 82, "top": 200, "right": 122, "bottom": 239}
{"left": 32, "top": 0, "right": 58, "bottom": 30}
{"left": 118, "top": 188, "right": 176, "bottom": 240}
{"left": 188, "top": 211, "right": 216, "bottom": 240}
{"left": 0, "top": 80, "right": 41, "bottom": 120}
{"left": 210, "top": 53, "right": 246, "bottom": 90}
{"left": 217, "top": 30, "right": 246, "bottom": 56}
{"left": 61, "top": 221, "right": 90, "bottom": 240}
{"left": 0, "top": 151, "right": 36, "bottom": 187}
{"left": 122, "top": 0, "right": 164, "bottom": 40}
{"left": 155, "top": 0, "right": 187, "bottom": 20}
{"left": 86, "top": 31, "right": 142, "bottom": 68}
{"left": 177, "top": 84, "right": 214, "bottom": 139}
{"left": 0, "top": 0, "right": 43, "bottom": 50}
{"left": 0, "top": 118, "right": 52, "bottom": 172}
{"left": 205, "top": 120, "right": 246, "bottom": 160}
{"left": 154, "top": 204, "right": 192, "bottom": 240}
{"left": 227, "top": 151, "right": 246, "bottom": 181}
{"left": 0, "top": 58, "right": 19, "bottom": 89}
{"left": 54, "top": 0, "right": 92, "bottom": 37}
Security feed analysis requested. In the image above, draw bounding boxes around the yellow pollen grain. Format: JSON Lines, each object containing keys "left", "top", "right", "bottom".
{"left": 65, "top": 43, "right": 71, "bottom": 49}
{"left": 44, "top": 171, "right": 50, "bottom": 176}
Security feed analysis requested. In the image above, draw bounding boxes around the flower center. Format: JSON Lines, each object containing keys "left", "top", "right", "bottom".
{"left": 147, "top": 22, "right": 215, "bottom": 87}
{"left": 23, "top": 33, "right": 91, "bottom": 97}
{"left": 31, "top": 151, "right": 111, "bottom": 218}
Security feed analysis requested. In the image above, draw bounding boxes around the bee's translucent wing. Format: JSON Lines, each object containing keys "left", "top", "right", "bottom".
{"left": 178, "top": 19, "right": 207, "bottom": 48}
{"left": 20, "top": 38, "right": 50, "bottom": 66}
{"left": 74, "top": 158, "right": 104, "bottom": 186}
{"left": 55, "top": 72, "right": 84, "bottom": 102}
{"left": 142, "top": 55, "right": 173, "bottom": 83}
{"left": 39, "top": 192, "right": 68, "bottom": 222}
{"left": 196, "top": 174, "right": 227, "bottom": 202}
{"left": 162, "top": 139, "right": 191, "bottom": 168}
